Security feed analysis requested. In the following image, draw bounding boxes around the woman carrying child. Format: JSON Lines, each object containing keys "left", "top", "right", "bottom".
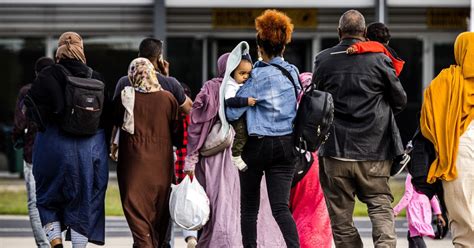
{"left": 226, "top": 9, "right": 301, "bottom": 248}
{"left": 184, "top": 50, "right": 285, "bottom": 247}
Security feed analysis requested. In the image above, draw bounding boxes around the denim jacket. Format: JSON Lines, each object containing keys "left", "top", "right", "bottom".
{"left": 226, "top": 57, "right": 301, "bottom": 136}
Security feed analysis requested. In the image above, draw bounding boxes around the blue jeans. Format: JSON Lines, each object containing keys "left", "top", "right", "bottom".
{"left": 24, "top": 161, "right": 50, "bottom": 248}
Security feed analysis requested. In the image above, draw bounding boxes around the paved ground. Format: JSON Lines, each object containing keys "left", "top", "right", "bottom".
{"left": 0, "top": 172, "right": 454, "bottom": 247}
{"left": 0, "top": 215, "right": 453, "bottom": 247}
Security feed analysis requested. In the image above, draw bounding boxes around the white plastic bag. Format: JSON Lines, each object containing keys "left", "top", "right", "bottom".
{"left": 169, "top": 175, "right": 210, "bottom": 230}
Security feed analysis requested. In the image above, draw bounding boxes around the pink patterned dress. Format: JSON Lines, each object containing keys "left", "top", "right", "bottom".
{"left": 393, "top": 174, "right": 442, "bottom": 237}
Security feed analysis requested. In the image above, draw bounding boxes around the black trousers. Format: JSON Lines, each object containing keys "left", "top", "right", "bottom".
{"left": 240, "top": 134, "right": 300, "bottom": 248}
{"left": 408, "top": 232, "right": 427, "bottom": 248}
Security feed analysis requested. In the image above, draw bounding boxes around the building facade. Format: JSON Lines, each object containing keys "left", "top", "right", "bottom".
{"left": 0, "top": 0, "right": 470, "bottom": 143}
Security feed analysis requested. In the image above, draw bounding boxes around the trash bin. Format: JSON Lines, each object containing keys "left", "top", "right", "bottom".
{"left": 1, "top": 125, "right": 24, "bottom": 176}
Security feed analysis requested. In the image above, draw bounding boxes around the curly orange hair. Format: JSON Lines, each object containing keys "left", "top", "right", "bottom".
{"left": 255, "top": 9, "right": 294, "bottom": 45}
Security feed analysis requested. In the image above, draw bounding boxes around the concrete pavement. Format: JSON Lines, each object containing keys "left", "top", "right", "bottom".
{"left": 0, "top": 215, "right": 454, "bottom": 248}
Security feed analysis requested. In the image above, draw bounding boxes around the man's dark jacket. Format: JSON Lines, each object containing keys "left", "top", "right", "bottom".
{"left": 312, "top": 38, "right": 407, "bottom": 160}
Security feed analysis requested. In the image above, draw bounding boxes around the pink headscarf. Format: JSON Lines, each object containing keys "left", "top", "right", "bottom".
{"left": 298, "top": 72, "right": 313, "bottom": 103}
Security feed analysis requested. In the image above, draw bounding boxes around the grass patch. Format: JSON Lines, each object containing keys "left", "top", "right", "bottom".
{"left": 354, "top": 179, "right": 406, "bottom": 217}
{"left": 0, "top": 189, "right": 28, "bottom": 215}
{"left": 1, "top": 178, "right": 406, "bottom": 217}
{"left": 0, "top": 181, "right": 125, "bottom": 216}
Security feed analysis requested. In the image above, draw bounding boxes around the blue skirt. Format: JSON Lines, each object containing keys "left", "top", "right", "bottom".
{"left": 33, "top": 125, "right": 108, "bottom": 245}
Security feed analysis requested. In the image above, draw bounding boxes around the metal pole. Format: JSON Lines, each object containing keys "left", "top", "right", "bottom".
{"left": 202, "top": 38, "right": 208, "bottom": 83}
{"left": 375, "top": 0, "right": 387, "bottom": 24}
{"left": 45, "top": 36, "right": 54, "bottom": 59}
{"left": 153, "top": 0, "right": 167, "bottom": 52}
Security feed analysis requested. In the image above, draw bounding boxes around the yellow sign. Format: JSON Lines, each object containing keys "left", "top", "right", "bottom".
{"left": 212, "top": 9, "right": 318, "bottom": 29}
{"left": 427, "top": 8, "right": 469, "bottom": 29}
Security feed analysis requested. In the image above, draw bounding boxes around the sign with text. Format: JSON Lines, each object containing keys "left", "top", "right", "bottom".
{"left": 212, "top": 9, "right": 318, "bottom": 29}
{"left": 427, "top": 8, "right": 469, "bottom": 29}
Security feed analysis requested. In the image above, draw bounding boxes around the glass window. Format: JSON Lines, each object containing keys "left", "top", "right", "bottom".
{"left": 434, "top": 43, "right": 455, "bottom": 76}
{"left": 213, "top": 38, "right": 312, "bottom": 78}
{"left": 85, "top": 44, "right": 137, "bottom": 98}
{"left": 0, "top": 38, "right": 45, "bottom": 124}
{"left": 166, "top": 37, "right": 203, "bottom": 99}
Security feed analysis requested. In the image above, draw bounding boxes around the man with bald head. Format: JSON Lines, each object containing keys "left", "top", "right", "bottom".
{"left": 313, "top": 10, "right": 406, "bottom": 248}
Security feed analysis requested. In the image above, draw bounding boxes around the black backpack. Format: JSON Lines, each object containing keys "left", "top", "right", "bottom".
{"left": 271, "top": 64, "right": 334, "bottom": 152}
{"left": 271, "top": 64, "right": 334, "bottom": 186}
{"left": 57, "top": 64, "right": 105, "bottom": 136}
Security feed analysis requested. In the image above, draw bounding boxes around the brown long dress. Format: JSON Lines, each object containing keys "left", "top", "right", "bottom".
{"left": 116, "top": 91, "right": 178, "bottom": 248}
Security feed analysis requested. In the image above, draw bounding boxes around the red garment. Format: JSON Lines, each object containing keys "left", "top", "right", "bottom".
{"left": 290, "top": 154, "right": 332, "bottom": 248}
{"left": 350, "top": 41, "right": 405, "bottom": 76}
{"left": 175, "top": 114, "right": 190, "bottom": 184}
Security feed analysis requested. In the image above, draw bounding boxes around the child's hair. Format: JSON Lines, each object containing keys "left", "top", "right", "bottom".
{"left": 255, "top": 9, "right": 294, "bottom": 57}
{"left": 366, "top": 22, "right": 391, "bottom": 44}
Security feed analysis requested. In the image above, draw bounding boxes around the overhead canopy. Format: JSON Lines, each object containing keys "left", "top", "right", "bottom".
{"left": 0, "top": 0, "right": 469, "bottom": 7}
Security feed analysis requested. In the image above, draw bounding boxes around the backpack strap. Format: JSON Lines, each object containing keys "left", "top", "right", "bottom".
{"left": 55, "top": 64, "right": 73, "bottom": 76}
{"left": 270, "top": 63, "right": 301, "bottom": 100}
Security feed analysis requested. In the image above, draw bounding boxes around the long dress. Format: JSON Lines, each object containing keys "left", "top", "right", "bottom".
{"left": 290, "top": 154, "right": 333, "bottom": 248}
{"left": 116, "top": 91, "right": 178, "bottom": 248}
{"left": 187, "top": 77, "right": 285, "bottom": 248}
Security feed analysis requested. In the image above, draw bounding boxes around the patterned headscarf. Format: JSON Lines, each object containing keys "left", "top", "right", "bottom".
{"left": 121, "top": 58, "right": 162, "bottom": 134}
{"left": 128, "top": 57, "right": 162, "bottom": 92}
{"left": 55, "top": 32, "right": 86, "bottom": 64}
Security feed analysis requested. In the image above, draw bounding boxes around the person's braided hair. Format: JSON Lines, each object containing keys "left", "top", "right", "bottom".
{"left": 255, "top": 9, "right": 294, "bottom": 57}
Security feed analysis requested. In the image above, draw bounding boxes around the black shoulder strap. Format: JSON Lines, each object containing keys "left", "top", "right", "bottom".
{"left": 55, "top": 64, "right": 72, "bottom": 76}
{"left": 270, "top": 63, "right": 300, "bottom": 99}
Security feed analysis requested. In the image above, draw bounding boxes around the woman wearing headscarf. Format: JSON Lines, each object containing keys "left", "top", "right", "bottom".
{"left": 420, "top": 31, "right": 474, "bottom": 247}
{"left": 226, "top": 10, "right": 301, "bottom": 247}
{"left": 184, "top": 52, "right": 285, "bottom": 247}
{"left": 28, "top": 32, "right": 109, "bottom": 247}
{"left": 114, "top": 58, "right": 178, "bottom": 248}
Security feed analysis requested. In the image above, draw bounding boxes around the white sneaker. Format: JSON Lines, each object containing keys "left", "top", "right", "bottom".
{"left": 187, "top": 238, "right": 197, "bottom": 248}
{"left": 231, "top": 156, "right": 248, "bottom": 171}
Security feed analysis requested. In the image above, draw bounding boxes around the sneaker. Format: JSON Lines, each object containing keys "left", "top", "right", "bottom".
{"left": 187, "top": 238, "right": 198, "bottom": 248}
{"left": 231, "top": 156, "right": 248, "bottom": 171}
{"left": 390, "top": 154, "right": 410, "bottom": 176}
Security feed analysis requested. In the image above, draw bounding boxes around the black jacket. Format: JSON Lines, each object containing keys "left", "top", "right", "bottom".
{"left": 28, "top": 59, "right": 112, "bottom": 133}
{"left": 313, "top": 38, "right": 407, "bottom": 160}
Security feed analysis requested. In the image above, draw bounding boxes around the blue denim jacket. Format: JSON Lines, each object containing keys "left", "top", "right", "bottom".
{"left": 226, "top": 57, "right": 300, "bottom": 136}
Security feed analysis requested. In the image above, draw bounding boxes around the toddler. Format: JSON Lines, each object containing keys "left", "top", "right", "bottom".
{"left": 347, "top": 22, "right": 405, "bottom": 76}
{"left": 393, "top": 173, "right": 446, "bottom": 248}
{"left": 224, "top": 54, "right": 256, "bottom": 171}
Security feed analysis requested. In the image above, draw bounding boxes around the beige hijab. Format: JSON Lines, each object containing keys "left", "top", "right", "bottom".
{"left": 55, "top": 32, "right": 86, "bottom": 64}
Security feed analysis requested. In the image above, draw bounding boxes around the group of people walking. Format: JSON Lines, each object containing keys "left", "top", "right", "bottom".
{"left": 11, "top": 7, "right": 474, "bottom": 248}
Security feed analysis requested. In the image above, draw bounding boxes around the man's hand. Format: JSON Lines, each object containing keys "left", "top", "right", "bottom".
{"left": 248, "top": 97, "right": 257, "bottom": 106}
{"left": 184, "top": 170, "right": 195, "bottom": 180}
{"left": 157, "top": 59, "right": 170, "bottom": 77}
{"left": 109, "top": 144, "right": 119, "bottom": 162}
